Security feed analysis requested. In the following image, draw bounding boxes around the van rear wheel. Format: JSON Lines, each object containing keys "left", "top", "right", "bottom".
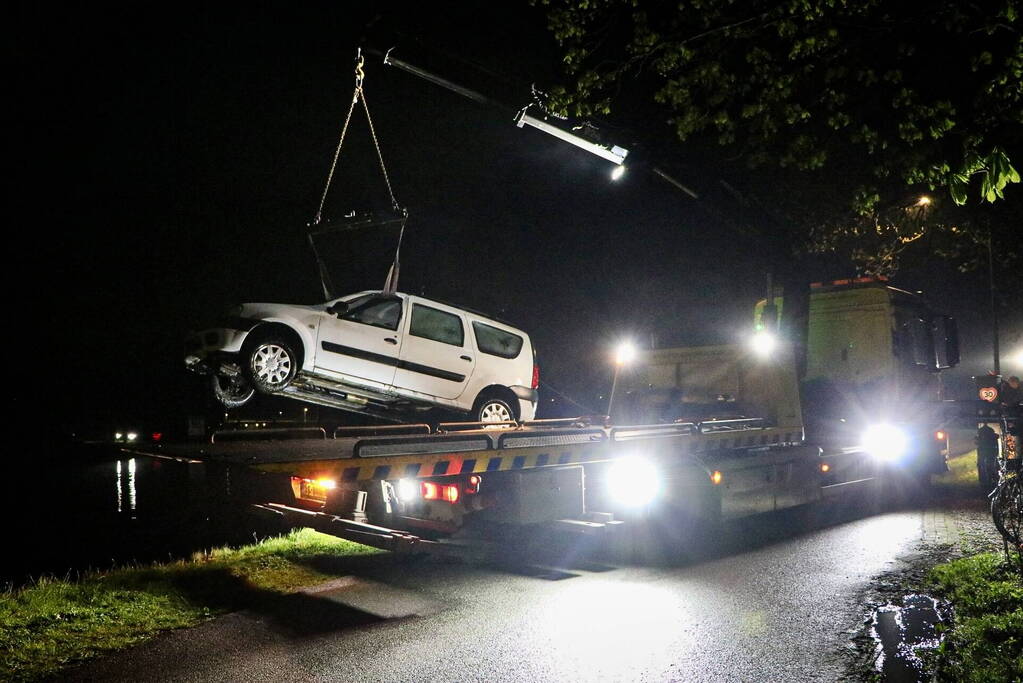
{"left": 473, "top": 394, "right": 517, "bottom": 424}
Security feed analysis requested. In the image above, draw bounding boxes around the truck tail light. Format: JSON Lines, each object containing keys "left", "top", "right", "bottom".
{"left": 531, "top": 363, "right": 540, "bottom": 390}
{"left": 292, "top": 476, "right": 337, "bottom": 503}
{"left": 466, "top": 474, "right": 482, "bottom": 495}
{"left": 421, "top": 481, "right": 459, "bottom": 503}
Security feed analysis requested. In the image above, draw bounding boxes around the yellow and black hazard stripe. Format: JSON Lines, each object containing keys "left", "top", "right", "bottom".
{"left": 254, "top": 426, "right": 803, "bottom": 483}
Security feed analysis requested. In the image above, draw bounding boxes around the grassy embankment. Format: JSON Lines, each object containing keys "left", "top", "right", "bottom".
{"left": 928, "top": 551, "right": 1023, "bottom": 682}
{"left": 926, "top": 447, "right": 1022, "bottom": 681}
{"left": 0, "top": 529, "right": 380, "bottom": 681}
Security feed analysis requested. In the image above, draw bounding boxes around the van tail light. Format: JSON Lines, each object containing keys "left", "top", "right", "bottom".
{"left": 422, "top": 481, "right": 460, "bottom": 504}
{"left": 531, "top": 363, "right": 540, "bottom": 390}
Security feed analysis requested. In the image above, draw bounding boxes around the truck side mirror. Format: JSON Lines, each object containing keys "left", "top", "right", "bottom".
{"left": 326, "top": 301, "right": 349, "bottom": 317}
{"left": 934, "top": 316, "right": 960, "bottom": 369}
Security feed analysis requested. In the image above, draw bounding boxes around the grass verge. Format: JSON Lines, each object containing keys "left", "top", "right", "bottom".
{"left": 928, "top": 551, "right": 1023, "bottom": 682}
{"left": 0, "top": 529, "right": 380, "bottom": 681}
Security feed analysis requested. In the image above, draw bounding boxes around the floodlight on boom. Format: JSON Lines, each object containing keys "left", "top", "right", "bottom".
{"left": 515, "top": 112, "right": 628, "bottom": 166}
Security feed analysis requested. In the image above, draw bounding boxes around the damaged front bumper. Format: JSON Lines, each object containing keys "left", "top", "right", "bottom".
{"left": 183, "top": 327, "right": 250, "bottom": 374}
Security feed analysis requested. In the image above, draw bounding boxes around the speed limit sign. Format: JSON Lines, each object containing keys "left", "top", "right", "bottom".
{"left": 979, "top": 386, "right": 999, "bottom": 402}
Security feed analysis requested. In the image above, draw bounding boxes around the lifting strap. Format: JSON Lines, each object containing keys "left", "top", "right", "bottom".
{"left": 310, "top": 48, "right": 408, "bottom": 298}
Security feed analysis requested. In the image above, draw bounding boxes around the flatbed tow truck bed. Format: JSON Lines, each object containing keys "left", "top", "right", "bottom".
{"left": 124, "top": 418, "right": 881, "bottom": 558}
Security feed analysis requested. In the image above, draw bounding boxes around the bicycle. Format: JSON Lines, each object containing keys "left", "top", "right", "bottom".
{"left": 989, "top": 414, "right": 1022, "bottom": 555}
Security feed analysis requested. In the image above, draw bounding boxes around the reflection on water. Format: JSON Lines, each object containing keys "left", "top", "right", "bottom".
{"left": 871, "top": 594, "right": 949, "bottom": 682}
{"left": 7, "top": 444, "right": 288, "bottom": 587}
{"left": 114, "top": 459, "right": 138, "bottom": 514}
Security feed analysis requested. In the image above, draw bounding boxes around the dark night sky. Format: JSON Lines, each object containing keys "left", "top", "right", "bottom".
{"left": 14, "top": 3, "right": 1021, "bottom": 435}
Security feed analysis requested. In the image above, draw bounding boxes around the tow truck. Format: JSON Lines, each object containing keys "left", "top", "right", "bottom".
{"left": 149, "top": 337, "right": 882, "bottom": 560}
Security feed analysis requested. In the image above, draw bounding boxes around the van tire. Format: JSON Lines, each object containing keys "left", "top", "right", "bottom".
{"left": 473, "top": 391, "right": 518, "bottom": 423}
{"left": 244, "top": 336, "right": 298, "bottom": 394}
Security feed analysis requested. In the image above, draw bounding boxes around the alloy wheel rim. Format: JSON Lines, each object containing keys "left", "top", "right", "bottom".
{"left": 253, "top": 344, "right": 292, "bottom": 385}
{"left": 480, "top": 402, "right": 511, "bottom": 423}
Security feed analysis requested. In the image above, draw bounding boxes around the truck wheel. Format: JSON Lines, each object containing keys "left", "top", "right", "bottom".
{"left": 211, "top": 374, "right": 254, "bottom": 408}
{"left": 245, "top": 338, "right": 298, "bottom": 394}
{"left": 473, "top": 393, "right": 517, "bottom": 423}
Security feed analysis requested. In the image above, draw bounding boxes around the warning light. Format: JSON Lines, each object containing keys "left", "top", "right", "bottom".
{"left": 710, "top": 470, "right": 723, "bottom": 485}
{"left": 935, "top": 430, "right": 946, "bottom": 441}
{"left": 466, "top": 474, "right": 482, "bottom": 494}
{"left": 316, "top": 478, "right": 337, "bottom": 490}
{"left": 820, "top": 463, "right": 831, "bottom": 473}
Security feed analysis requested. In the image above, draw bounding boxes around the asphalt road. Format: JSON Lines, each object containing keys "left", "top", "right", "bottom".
{"left": 65, "top": 497, "right": 957, "bottom": 683}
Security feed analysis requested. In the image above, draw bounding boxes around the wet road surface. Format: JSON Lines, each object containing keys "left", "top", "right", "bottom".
{"left": 67, "top": 504, "right": 936, "bottom": 682}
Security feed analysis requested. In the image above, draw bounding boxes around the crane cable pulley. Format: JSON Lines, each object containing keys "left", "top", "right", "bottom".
{"left": 310, "top": 48, "right": 408, "bottom": 297}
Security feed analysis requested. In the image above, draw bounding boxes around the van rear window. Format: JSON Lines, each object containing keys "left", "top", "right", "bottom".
{"left": 472, "top": 321, "right": 523, "bottom": 359}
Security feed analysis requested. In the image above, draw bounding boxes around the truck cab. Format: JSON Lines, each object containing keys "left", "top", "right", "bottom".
{"left": 754, "top": 278, "right": 959, "bottom": 476}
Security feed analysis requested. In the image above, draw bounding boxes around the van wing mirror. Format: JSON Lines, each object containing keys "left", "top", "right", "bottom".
{"left": 326, "top": 301, "right": 349, "bottom": 317}
{"left": 934, "top": 315, "right": 960, "bottom": 369}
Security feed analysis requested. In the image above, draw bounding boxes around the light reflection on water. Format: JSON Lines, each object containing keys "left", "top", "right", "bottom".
{"left": 114, "top": 458, "right": 138, "bottom": 514}
{"left": 128, "top": 457, "right": 136, "bottom": 512}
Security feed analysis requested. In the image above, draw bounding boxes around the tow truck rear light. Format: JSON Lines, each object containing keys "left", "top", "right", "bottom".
{"left": 291, "top": 476, "right": 337, "bottom": 503}
{"left": 421, "top": 481, "right": 459, "bottom": 503}
{"left": 466, "top": 474, "right": 482, "bottom": 494}
{"left": 531, "top": 363, "right": 540, "bottom": 390}
{"left": 935, "top": 430, "right": 946, "bottom": 441}
{"left": 710, "top": 470, "right": 723, "bottom": 485}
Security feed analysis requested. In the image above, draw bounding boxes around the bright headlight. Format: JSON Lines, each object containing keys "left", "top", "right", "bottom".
{"left": 607, "top": 457, "right": 662, "bottom": 507}
{"left": 861, "top": 424, "right": 908, "bottom": 461}
{"left": 750, "top": 330, "right": 777, "bottom": 358}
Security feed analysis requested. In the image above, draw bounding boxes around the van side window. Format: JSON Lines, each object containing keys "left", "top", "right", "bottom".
{"left": 473, "top": 321, "right": 523, "bottom": 359}
{"left": 342, "top": 297, "right": 403, "bottom": 331}
{"left": 410, "top": 304, "right": 464, "bottom": 346}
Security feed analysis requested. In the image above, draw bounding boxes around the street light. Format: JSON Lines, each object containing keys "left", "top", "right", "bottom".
{"left": 607, "top": 341, "right": 637, "bottom": 421}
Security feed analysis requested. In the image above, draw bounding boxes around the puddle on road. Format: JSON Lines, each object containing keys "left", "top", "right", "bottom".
{"left": 870, "top": 594, "right": 949, "bottom": 682}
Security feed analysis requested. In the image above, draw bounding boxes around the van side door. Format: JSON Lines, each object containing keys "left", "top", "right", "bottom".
{"left": 314, "top": 294, "right": 404, "bottom": 390}
{"left": 393, "top": 301, "right": 474, "bottom": 400}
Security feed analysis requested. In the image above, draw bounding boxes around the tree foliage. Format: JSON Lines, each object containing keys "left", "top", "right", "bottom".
{"left": 539, "top": 0, "right": 1023, "bottom": 276}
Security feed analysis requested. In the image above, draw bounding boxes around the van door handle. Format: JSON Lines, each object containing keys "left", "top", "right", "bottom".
{"left": 384, "top": 337, "right": 398, "bottom": 345}
{"left": 460, "top": 355, "right": 472, "bottom": 361}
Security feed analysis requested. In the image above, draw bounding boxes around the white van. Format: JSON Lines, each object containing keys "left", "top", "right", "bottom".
{"left": 185, "top": 291, "right": 539, "bottom": 423}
